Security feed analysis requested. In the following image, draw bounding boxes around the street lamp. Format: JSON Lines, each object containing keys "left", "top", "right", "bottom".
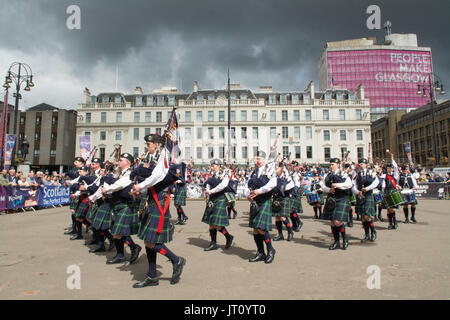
{"left": 2, "top": 62, "right": 34, "bottom": 167}
{"left": 417, "top": 73, "right": 445, "bottom": 167}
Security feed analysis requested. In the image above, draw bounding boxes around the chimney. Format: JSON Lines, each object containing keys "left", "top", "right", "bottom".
{"left": 82, "top": 87, "right": 91, "bottom": 104}
{"left": 193, "top": 81, "right": 199, "bottom": 93}
{"left": 258, "top": 86, "right": 273, "bottom": 93}
{"left": 134, "top": 86, "right": 143, "bottom": 95}
{"left": 357, "top": 84, "right": 365, "bottom": 99}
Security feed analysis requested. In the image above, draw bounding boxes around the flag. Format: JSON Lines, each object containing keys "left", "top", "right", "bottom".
{"left": 164, "top": 107, "right": 180, "bottom": 164}
{"left": 268, "top": 134, "right": 280, "bottom": 161}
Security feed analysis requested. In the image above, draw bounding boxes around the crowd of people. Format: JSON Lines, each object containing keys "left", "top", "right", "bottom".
{"left": 0, "top": 168, "right": 66, "bottom": 188}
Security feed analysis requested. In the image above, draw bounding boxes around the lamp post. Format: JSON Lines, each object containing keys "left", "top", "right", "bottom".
{"left": 417, "top": 73, "right": 445, "bottom": 167}
{"left": 2, "top": 62, "right": 34, "bottom": 167}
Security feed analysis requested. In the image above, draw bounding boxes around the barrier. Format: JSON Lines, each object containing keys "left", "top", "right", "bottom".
{"left": 0, "top": 185, "right": 71, "bottom": 211}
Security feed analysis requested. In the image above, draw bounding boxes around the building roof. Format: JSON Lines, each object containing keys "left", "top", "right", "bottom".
{"left": 27, "top": 103, "right": 59, "bottom": 111}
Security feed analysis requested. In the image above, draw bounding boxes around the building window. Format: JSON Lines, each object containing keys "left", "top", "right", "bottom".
{"left": 241, "top": 110, "right": 247, "bottom": 121}
{"left": 339, "top": 109, "right": 345, "bottom": 121}
{"left": 208, "top": 95, "right": 215, "bottom": 102}
{"left": 356, "top": 109, "right": 362, "bottom": 120}
{"left": 133, "top": 128, "right": 139, "bottom": 140}
{"left": 252, "top": 127, "right": 258, "bottom": 139}
{"left": 324, "top": 147, "right": 331, "bottom": 162}
{"left": 197, "top": 127, "right": 202, "bottom": 139}
{"left": 306, "top": 126, "right": 312, "bottom": 139}
{"left": 100, "top": 131, "right": 106, "bottom": 140}
{"left": 35, "top": 132, "right": 40, "bottom": 140}
{"left": 294, "top": 127, "right": 300, "bottom": 139}
{"left": 232, "top": 146, "right": 236, "bottom": 159}
{"left": 145, "top": 128, "right": 150, "bottom": 136}
{"left": 34, "top": 149, "right": 40, "bottom": 157}
{"left": 340, "top": 130, "right": 346, "bottom": 141}
{"left": 155, "top": 128, "right": 162, "bottom": 135}
{"left": 101, "top": 112, "right": 107, "bottom": 123}
{"left": 197, "top": 95, "right": 204, "bottom": 103}
{"left": 270, "top": 110, "right": 276, "bottom": 121}
{"left": 341, "top": 147, "right": 347, "bottom": 159}
{"left": 270, "top": 127, "right": 277, "bottom": 139}
{"left": 307, "top": 146, "right": 312, "bottom": 159}
{"left": 36, "top": 116, "right": 41, "bottom": 125}
{"left": 295, "top": 146, "right": 301, "bottom": 159}
{"left": 52, "top": 116, "right": 57, "bottom": 125}
{"left": 136, "top": 96, "right": 143, "bottom": 106}
{"left": 324, "top": 130, "right": 330, "bottom": 141}
{"left": 50, "top": 149, "right": 56, "bottom": 157}
{"left": 116, "top": 131, "right": 122, "bottom": 140}
{"left": 282, "top": 127, "right": 288, "bottom": 139}
{"left": 99, "top": 147, "right": 105, "bottom": 162}
{"left": 282, "top": 146, "right": 289, "bottom": 158}
{"left": 303, "top": 94, "right": 310, "bottom": 104}
{"left": 168, "top": 95, "right": 175, "bottom": 106}
{"left": 185, "top": 111, "right": 191, "bottom": 122}
{"left": 208, "top": 127, "right": 214, "bottom": 139}
{"left": 157, "top": 95, "right": 164, "bottom": 106}
{"left": 196, "top": 147, "right": 202, "bottom": 159}
{"left": 219, "top": 111, "right": 225, "bottom": 122}
{"left": 269, "top": 95, "right": 276, "bottom": 105}
{"left": 219, "top": 127, "right": 225, "bottom": 139}
{"left": 116, "top": 112, "right": 122, "bottom": 123}
{"left": 294, "top": 110, "right": 300, "bottom": 121}
{"left": 196, "top": 111, "right": 202, "bottom": 121}
{"left": 231, "top": 111, "right": 236, "bottom": 121}
{"left": 305, "top": 110, "right": 311, "bottom": 121}
{"left": 356, "top": 130, "right": 363, "bottom": 141}
{"left": 102, "top": 95, "right": 109, "bottom": 103}
{"left": 253, "top": 146, "right": 259, "bottom": 158}
{"left": 146, "top": 95, "right": 154, "bottom": 106}
{"left": 51, "top": 132, "right": 57, "bottom": 141}
{"left": 134, "top": 112, "right": 140, "bottom": 123}
{"left": 241, "top": 127, "right": 247, "bottom": 139}
{"left": 145, "top": 112, "right": 151, "bottom": 122}
{"left": 219, "top": 146, "right": 225, "bottom": 159}
{"left": 282, "top": 110, "right": 288, "bottom": 121}
{"left": 185, "top": 147, "right": 190, "bottom": 160}
{"left": 156, "top": 112, "right": 162, "bottom": 122}
{"left": 208, "top": 111, "right": 214, "bottom": 122}
{"left": 242, "top": 146, "right": 248, "bottom": 159}
{"left": 185, "top": 128, "right": 191, "bottom": 140}
{"left": 133, "top": 147, "right": 139, "bottom": 158}
{"left": 208, "top": 147, "right": 214, "bottom": 159}
{"left": 357, "top": 147, "right": 364, "bottom": 159}
{"left": 114, "top": 95, "right": 121, "bottom": 103}
{"left": 292, "top": 95, "right": 299, "bottom": 104}
{"left": 84, "top": 131, "right": 91, "bottom": 136}
{"left": 231, "top": 127, "right": 236, "bottom": 139}
{"left": 252, "top": 110, "right": 258, "bottom": 121}
{"left": 280, "top": 95, "right": 287, "bottom": 105}
{"left": 323, "top": 110, "right": 329, "bottom": 120}
{"left": 20, "top": 116, "right": 26, "bottom": 125}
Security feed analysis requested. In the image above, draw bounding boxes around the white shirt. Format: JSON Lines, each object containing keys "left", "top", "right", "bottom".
{"left": 103, "top": 167, "right": 132, "bottom": 193}
{"left": 319, "top": 170, "right": 352, "bottom": 194}
{"left": 137, "top": 149, "right": 169, "bottom": 192}
{"left": 243, "top": 164, "right": 277, "bottom": 197}
{"left": 206, "top": 170, "right": 231, "bottom": 194}
{"left": 352, "top": 169, "right": 379, "bottom": 194}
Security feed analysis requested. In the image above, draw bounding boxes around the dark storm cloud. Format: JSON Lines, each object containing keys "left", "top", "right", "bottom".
{"left": 0, "top": 0, "right": 448, "bottom": 108}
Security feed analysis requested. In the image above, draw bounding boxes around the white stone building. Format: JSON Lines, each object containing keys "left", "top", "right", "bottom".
{"left": 76, "top": 82, "right": 371, "bottom": 166}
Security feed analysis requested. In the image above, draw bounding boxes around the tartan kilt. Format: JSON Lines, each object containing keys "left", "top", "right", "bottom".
{"left": 289, "top": 194, "right": 303, "bottom": 214}
{"left": 92, "top": 202, "right": 112, "bottom": 230}
{"left": 174, "top": 186, "right": 186, "bottom": 206}
{"left": 111, "top": 203, "right": 139, "bottom": 236}
{"left": 138, "top": 191, "right": 173, "bottom": 243}
{"left": 272, "top": 197, "right": 290, "bottom": 217}
{"left": 249, "top": 199, "right": 273, "bottom": 231}
{"left": 323, "top": 197, "right": 349, "bottom": 222}
{"left": 69, "top": 197, "right": 79, "bottom": 210}
{"left": 355, "top": 192, "right": 376, "bottom": 217}
{"left": 86, "top": 202, "right": 98, "bottom": 220}
{"left": 74, "top": 198, "right": 89, "bottom": 219}
{"left": 201, "top": 196, "right": 229, "bottom": 227}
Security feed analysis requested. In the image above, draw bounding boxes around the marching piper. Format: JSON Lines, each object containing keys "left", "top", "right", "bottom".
{"left": 64, "top": 157, "right": 85, "bottom": 235}
{"left": 289, "top": 165, "right": 303, "bottom": 232}
{"left": 398, "top": 164, "right": 419, "bottom": 223}
{"left": 173, "top": 168, "right": 188, "bottom": 225}
{"left": 382, "top": 152, "right": 400, "bottom": 230}
{"left": 308, "top": 173, "right": 324, "bottom": 219}
{"left": 320, "top": 158, "right": 353, "bottom": 250}
{"left": 272, "top": 163, "right": 294, "bottom": 242}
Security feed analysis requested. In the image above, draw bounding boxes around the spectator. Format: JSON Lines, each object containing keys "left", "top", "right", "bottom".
{"left": 26, "top": 171, "right": 38, "bottom": 187}
{"left": 18, "top": 176, "right": 28, "bottom": 186}
{"left": 435, "top": 174, "right": 444, "bottom": 183}
{"left": 0, "top": 169, "right": 9, "bottom": 186}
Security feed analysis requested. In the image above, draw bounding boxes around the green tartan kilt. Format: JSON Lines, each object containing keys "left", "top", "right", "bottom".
{"left": 92, "top": 202, "right": 112, "bottom": 230}
{"left": 86, "top": 202, "right": 98, "bottom": 220}
{"left": 174, "top": 186, "right": 186, "bottom": 206}
{"left": 201, "top": 196, "right": 229, "bottom": 227}
{"left": 111, "top": 203, "right": 139, "bottom": 236}
{"left": 289, "top": 194, "right": 303, "bottom": 214}
{"left": 272, "top": 197, "right": 290, "bottom": 217}
{"left": 69, "top": 197, "right": 79, "bottom": 210}
{"left": 249, "top": 199, "right": 273, "bottom": 231}
{"left": 355, "top": 191, "right": 376, "bottom": 216}
{"left": 323, "top": 197, "right": 350, "bottom": 222}
{"left": 74, "top": 197, "right": 89, "bottom": 219}
{"left": 138, "top": 191, "right": 173, "bottom": 243}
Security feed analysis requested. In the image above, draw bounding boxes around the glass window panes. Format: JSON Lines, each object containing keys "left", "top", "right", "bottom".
{"left": 102, "top": 95, "right": 109, "bottom": 103}
{"left": 324, "top": 147, "right": 331, "bottom": 161}
{"left": 86, "top": 113, "right": 91, "bottom": 123}
{"left": 157, "top": 95, "right": 164, "bottom": 106}
{"left": 294, "top": 110, "right": 300, "bottom": 120}
{"left": 357, "top": 130, "right": 363, "bottom": 141}
{"left": 231, "top": 127, "right": 236, "bottom": 139}
{"left": 270, "top": 110, "right": 276, "bottom": 121}
{"left": 219, "top": 146, "right": 225, "bottom": 159}
{"left": 208, "top": 147, "right": 214, "bottom": 159}
{"left": 196, "top": 111, "right": 202, "bottom": 121}
{"left": 100, "top": 131, "right": 106, "bottom": 140}
{"left": 339, "top": 109, "right": 345, "bottom": 120}
{"left": 324, "top": 130, "right": 330, "bottom": 141}
{"left": 242, "top": 146, "right": 248, "bottom": 159}
{"left": 84, "top": 131, "right": 91, "bottom": 136}
{"left": 101, "top": 112, "right": 106, "bottom": 123}
{"left": 282, "top": 110, "right": 288, "bottom": 121}
{"left": 340, "top": 130, "right": 346, "bottom": 140}
{"left": 197, "top": 127, "right": 202, "bottom": 139}
{"left": 185, "top": 128, "right": 191, "bottom": 140}
{"left": 185, "top": 147, "right": 190, "bottom": 159}
{"left": 270, "top": 127, "right": 276, "bottom": 139}
{"left": 241, "top": 127, "right": 247, "bottom": 139}
{"left": 280, "top": 95, "right": 287, "bottom": 105}
{"left": 133, "top": 128, "right": 139, "bottom": 140}
{"left": 252, "top": 127, "right": 258, "bottom": 139}
{"left": 134, "top": 112, "right": 140, "bottom": 123}
{"left": 185, "top": 111, "right": 191, "bottom": 122}
{"left": 208, "top": 127, "right": 214, "bottom": 139}
{"left": 197, "top": 95, "right": 204, "bottom": 102}
{"left": 323, "top": 110, "right": 329, "bottom": 120}
{"left": 115, "top": 131, "right": 122, "bottom": 140}
{"left": 145, "top": 128, "right": 150, "bottom": 136}
{"left": 145, "top": 112, "right": 151, "bottom": 122}
{"left": 252, "top": 110, "right": 258, "bottom": 121}
{"left": 168, "top": 95, "right": 175, "bottom": 106}
{"left": 282, "top": 127, "right": 288, "bottom": 139}
{"left": 283, "top": 146, "right": 289, "bottom": 158}
{"left": 356, "top": 109, "right": 362, "bottom": 120}
{"left": 294, "top": 127, "right": 300, "bottom": 139}
{"left": 156, "top": 112, "right": 162, "bottom": 122}
{"left": 196, "top": 147, "right": 202, "bottom": 159}
{"left": 231, "top": 111, "right": 235, "bottom": 121}
{"left": 116, "top": 112, "right": 122, "bottom": 123}
{"left": 253, "top": 146, "right": 259, "bottom": 158}
{"left": 295, "top": 146, "right": 301, "bottom": 158}
{"left": 147, "top": 95, "right": 154, "bottom": 106}
{"left": 306, "top": 126, "right": 312, "bottom": 139}
{"left": 208, "top": 111, "right": 214, "bottom": 122}
{"left": 136, "top": 96, "right": 142, "bottom": 106}
{"left": 219, "top": 127, "right": 225, "bottom": 139}
{"left": 305, "top": 110, "right": 311, "bottom": 121}
{"left": 133, "top": 147, "right": 139, "bottom": 158}
{"left": 292, "top": 95, "right": 299, "bottom": 104}
{"left": 357, "top": 147, "right": 364, "bottom": 159}
{"left": 241, "top": 111, "right": 247, "bottom": 121}
{"left": 269, "top": 95, "right": 276, "bottom": 104}
{"left": 303, "top": 94, "right": 311, "bottom": 104}
{"left": 114, "top": 95, "right": 121, "bottom": 103}
{"left": 307, "top": 146, "right": 312, "bottom": 159}
{"left": 219, "top": 111, "right": 225, "bottom": 122}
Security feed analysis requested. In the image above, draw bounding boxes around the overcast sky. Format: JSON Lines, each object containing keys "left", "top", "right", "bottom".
{"left": 1, "top": 0, "right": 449, "bottom": 110}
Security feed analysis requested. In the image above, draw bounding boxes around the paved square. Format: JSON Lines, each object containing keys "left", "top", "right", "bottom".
{"left": 0, "top": 199, "right": 449, "bottom": 299}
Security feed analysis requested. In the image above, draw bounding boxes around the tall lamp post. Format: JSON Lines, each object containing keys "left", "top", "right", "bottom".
{"left": 417, "top": 73, "right": 445, "bottom": 167}
{"left": 2, "top": 62, "right": 34, "bottom": 166}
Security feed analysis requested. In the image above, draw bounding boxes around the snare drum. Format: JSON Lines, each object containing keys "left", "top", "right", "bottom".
{"left": 383, "top": 190, "right": 405, "bottom": 208}
{"left": 307, "top": 192, "right": 319, "bottom": 205}
{"left": 349, "top": 194, "right": 356, "bottom": 206}
{"left": 224, "top": 192, "right": 236, "bottom": 206}
{"left": 401, "top": 189, "right": 416, "bottom": 204}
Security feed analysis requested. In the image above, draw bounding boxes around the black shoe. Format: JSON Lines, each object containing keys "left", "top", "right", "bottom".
{"left": 249, "top": 252, "right": 266, "bottom": 262}
{"left": 133, "top": 276, "right": 159, "bottom": 288}
{"left": 273, "top": 234, "right": 284, "bottom": 241}
{"left": 318, "top": 214, "right": 323, "bottom": 219}
{"left": 106, "top": 255, "right": 126, "bottom": 264}
{"left": 411, "top": 217, "right": 417, "bottom": 223}
{"left": 89, "top": 246, "right": 106, "bottom": 253}
{"left": 70, "top": 234, "right": 83, "bottom": 240}
{"left": 404, "top": 218, "right": 410, "bottom": 224}
{"left": 233, "top": 212, "right": 237, "bottom": 219}
{"left": 287, "top": 231, "right": 294, "bottom": 242}
{"left": 378, "top": 216, "right": 384, "bottom": 222}
{"left": 183, "top": 216, "right": 188, "bottom": 223}
{"left": 225, "top": 235, "right": 234, "bottom": 249}
{"left": 361, "top": 234, "right": 370, "bottom": 243}
{"left": 129, "top": 244, "right": 142, "bottom": 264}
{"left": 388, "top": 223, "right": 394, "bottom": 230}
{"left": 204, "top": 243, "right": 218, "bottom": 251}
{"left": 265, "top": 248, "right": 276, "bottom": 264}
{"left": 87, "top": 239, "right": 97, "bottom": 246}
{"left": 64, "top": 229, "right": 76, "bottom": 235}
{"left": 171, "top": 257, "right": 186, "bottom": 284}
{"left": 295, "top": 221, "right": 303, "bottom": 232}
{"left": 174, "top": 220, "right": 182, "bottom": 225}
{"left": 370, "top": 231, "right": 377, "bottom": 242}
{"left": 329, "top": 241, "right": 340, "bottom": 250}
{"left": 348, "top": 221, "right": 354, "bottom": 228}
{"left": 342, "top": 237, "right": 349, "bottom": 250}
{"left": 393, "top": 221, "right": 398, "bottom": 229}
{"left": 314, "top": 214, "right": 318, "bottom": 219}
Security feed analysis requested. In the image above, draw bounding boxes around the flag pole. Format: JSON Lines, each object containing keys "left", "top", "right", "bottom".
{"left": 227, "top": 68, "right": 231, "bottom": 164}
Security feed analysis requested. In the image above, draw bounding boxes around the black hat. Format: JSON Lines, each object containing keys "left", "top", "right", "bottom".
{"left": 92, "top": 158, "right": 103, "bottom": 165}
{"left": 74, "top": 157, "right": 85, "bottom": 163}
{"left": 79, "top": 166, "right": 89, "bottom": 172}
{"left": 255, "top": 151, "right": 266, "bottom": 158}
{"left": 401, "top": 164, "right": 408, "bottom": 170}
{"left": 329, "top": 158, "right": 340, "bottom": 164}
{"left": 210, "top": 159, "right": 222, "bottom": 165}
{"left": 120, "top": 153, "right": 134, "bottom": 164}
{"left": 358, "top": 158, "right": 368, "bottom": 164}
{"left": 144, "top": 133, "right": 164, "bottom": 144}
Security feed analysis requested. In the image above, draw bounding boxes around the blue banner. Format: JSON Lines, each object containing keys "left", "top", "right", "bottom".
{"left": 36, "top": 186, "right": 71, "bottom": 207}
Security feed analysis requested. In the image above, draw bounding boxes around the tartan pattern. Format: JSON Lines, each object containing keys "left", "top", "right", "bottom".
{"left": 272, "top": 197, "right": 290, "bottom": 217}
{"left": 86, "top": 202, "right": 98, "bottom": 220}
{"left": 289, "top": 194, "right": 303, "bottom": 214}
{"left": 138, "top": 191, "right": 173, "bottom": 243}
{"left": 111, "top": 203, "right": 140, "bottom": 236}
{"left": 249, "top": 199, "right": 273, "bottom": 231}
{"left": 355, "top": 191, "right": 376, "bottom": 217}
{"left": 174, "top": 185, "right": 186, "bottom": 206}
{"left": 74, "top": 198, "right": 89, "bottom": 219}
{"left": 323, "top": 197, "right": 350, "bottom": 222}
{"left": 201, "top": 196, "right": 229, "bottom": 227}
{"left": 92, "top": 202, "right": 112, "bottom": 230}
{"left": 69, "top": 197, "right": 79, "bottom": 210}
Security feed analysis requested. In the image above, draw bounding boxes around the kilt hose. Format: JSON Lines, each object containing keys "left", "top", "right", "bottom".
{"left": 92, "top": 202, "right": 112, "bottom": 230}
{"left": 138, "top": 190, "right": 173, "bottom": 244}
{"left": 323, "top": 196, "right": 350, "bottom": 222}
{"left": 74, "top": 196, "right": 89, "bottom": 219}
{"left": 111, "top": 202, "right": 140, "bottom": 236}
{"left": 174, "top": 185, "right": 186, "bottom": 206}
{"left": 249, "top": 199, "right": 273, "bottom": 231}
{"left": 272, "top": 197, "right": 290, "bottom": 217}
{"left": 289, "top": 194, "right": 303, "bottom": 214}
{"left": 355, "top": 191, "right": 376, "bottom": 217}
{"left": 201, "top": 196, "right": 229, "bottom": 227}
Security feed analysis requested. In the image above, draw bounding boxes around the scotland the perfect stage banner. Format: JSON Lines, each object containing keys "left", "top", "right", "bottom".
{"left": 36, "top": 186, "right": 71, "bottom": 207}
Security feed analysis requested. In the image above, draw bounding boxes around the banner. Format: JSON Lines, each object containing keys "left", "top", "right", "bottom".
{"left": 5, "top": 186, "right": 32, "bottom": 209}
{"left": 404, "top": 141, "right": 413, "bottom": 166}
{"left": 4, "top": 134, "right": 16, "bottom": 170}
{"left": 415, "top": 182, "right": 447, "bottom": 199}
{"left": 36, "top": 186, "right": 71, "bottom": 207}
{"left": 0, "top": 186, "right": 6, "bottom": 211}
{"left": 79, "top": 136, "right": 91, "bottom": 161}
